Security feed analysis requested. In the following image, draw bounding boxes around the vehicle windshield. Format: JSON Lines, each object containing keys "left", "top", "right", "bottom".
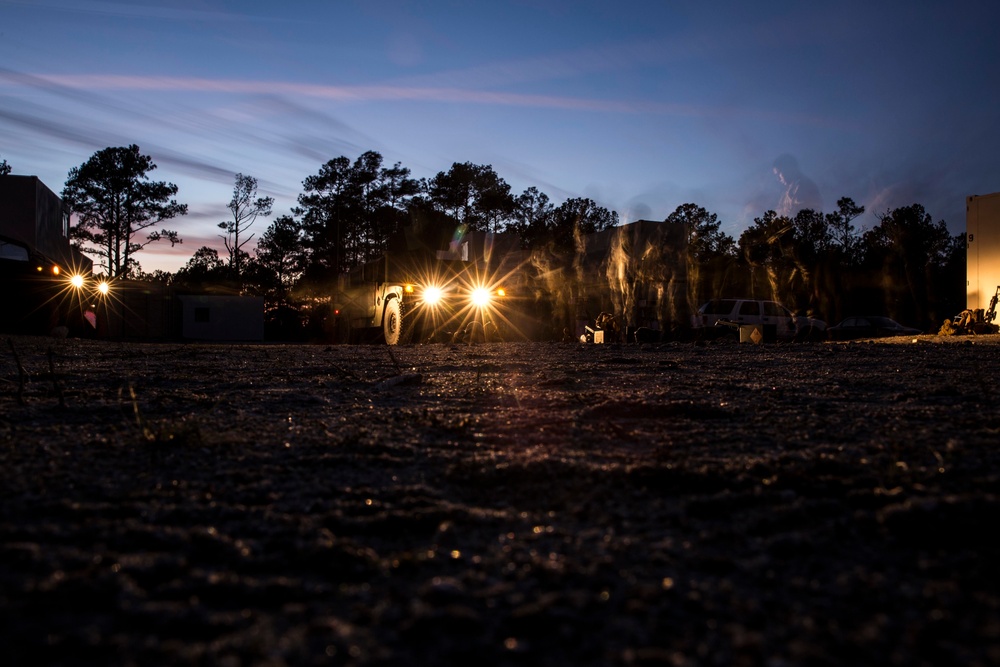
{"left": 702, "top": 299, "right": 736, "bottom": 315}
{"left": 1, "top": 241, "right": 29, "bottom": 262}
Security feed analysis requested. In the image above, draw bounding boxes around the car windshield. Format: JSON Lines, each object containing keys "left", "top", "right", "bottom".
{"left": 702, "top": 300, "right": 736, "bottom": 315}
{"left": 1, "top": 241, "right": 29, "bottom": 262}
{"left": 867, "top": 317, "right": 900, "bottom": 327}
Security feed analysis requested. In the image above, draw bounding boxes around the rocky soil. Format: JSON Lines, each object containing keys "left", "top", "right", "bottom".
{"left": 2, "top": 334, "right": 999, "bottom": 666}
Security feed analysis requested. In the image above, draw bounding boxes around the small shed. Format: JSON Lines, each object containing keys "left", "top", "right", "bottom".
{"left": 100, "top": 281, "right": 179, "bottom": 340}
{"left": 179, "top": 295, "right": 264, "bottom": 341}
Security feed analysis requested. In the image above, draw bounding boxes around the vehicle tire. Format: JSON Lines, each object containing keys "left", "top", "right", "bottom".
{"left": 383, "top": 298, "right": 402, "bottom": 345}
{"left": 399, "top": 301, "right": 421, "bottom": 344}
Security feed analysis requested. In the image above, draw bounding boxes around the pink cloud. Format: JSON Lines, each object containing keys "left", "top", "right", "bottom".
{"left": 30, "top": 73, "right": 718, "bottom": 117}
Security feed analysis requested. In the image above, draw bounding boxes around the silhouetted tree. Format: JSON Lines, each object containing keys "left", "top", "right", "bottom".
{"left": 349, "top": 150, "right": 385, "bottom": 264}
{"left": 132, "top": 268, "right": 173, "bottom": 284}
{"left": 296, "top": 155, "right": 353, "bottom": 282}
{"left": 427, "top": 162, "right": 514, "bottom": 233}
{"left": 173, "top": 246, "right": 227, "bottom": 286}
{"left": 63, "top": 145, "right": 186, "bottom": 278}
{"left": 862, "top": 203, "right": 956, "bottom": 325}
{"left": 800, "top": 198, "right": 866, "bottom": 323}
{"left": 254, "top": 214, "right": 305, "bottom": 294}
{"left": 511, "top": 187, "right": 555, "bottom": 249}
{"left": 350, "top": 151, "right": 422, "bottom": 264}
{"left": 218, "top": 173, "right": 273, "bottom": 278}
{"left": 938, "top": 231, "right": 968, "bottom": 320}
{"left": 738, "top": 210, "right": 799, "bottom": 304}
{"left": 548, "top": 197, "right": 619, "bottom": 253}
{"left": 665, "top": 203, "right": 737, "bottom": 308}
{"left": 0, "top": 157, "right": 11, "bottom": 175}
{"left": 404, "top": 196, "right": 462, "bottom": 252}
{"left": 791, "top": 209, "right": 833, "bottom": 261}
{"left": 296, "top": 151, "right": 421, "bottom": 281}
{"left": 381, "top": 161, "right": 421, "bottom": 209}
{"left": 239, "top": 255, "right": 280, "bottom": 298}
{"left": 825, "top": 197, "right": 865, "bottom": 263}
{"left": 665, "top": 203, "right": 736, "bottom": 262}
{"left": 375, "top": 160, "right": 421, "bottom": 253}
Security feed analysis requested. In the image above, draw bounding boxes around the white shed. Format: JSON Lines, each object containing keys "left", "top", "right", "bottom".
{"left": 967, "top": 192, "right": 1000, "bottom": 312}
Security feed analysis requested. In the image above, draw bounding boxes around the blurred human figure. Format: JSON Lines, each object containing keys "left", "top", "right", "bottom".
{"left": 773, "top": 154, "right": 822, "bottom": 216}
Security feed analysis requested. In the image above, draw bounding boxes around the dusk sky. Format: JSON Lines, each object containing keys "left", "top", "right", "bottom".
{"left": 2, "top": 0, "right": 999, "bottom": 274}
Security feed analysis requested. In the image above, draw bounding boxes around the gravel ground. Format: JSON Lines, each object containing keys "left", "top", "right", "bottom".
{"left": 2, "top": 334, "right": 999, "bottom": 666}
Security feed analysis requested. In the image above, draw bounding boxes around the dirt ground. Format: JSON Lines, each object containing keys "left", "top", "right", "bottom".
{"left": 2, "top": 334, "right": 999, "bottom": 666}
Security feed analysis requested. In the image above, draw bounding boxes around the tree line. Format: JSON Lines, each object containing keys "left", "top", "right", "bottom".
{"left": 683, "top": 199, "right": 966, "bottom": 329}
{"left": 1, "top": 147, "right": 967, "bottom": 333}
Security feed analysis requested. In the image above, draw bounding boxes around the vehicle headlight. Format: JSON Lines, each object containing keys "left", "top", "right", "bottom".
{"left": 69, "top": 274, "right": 85, "bottom": 289}
{"left": 97, "top": 281, "right": 110, "bottom": 296}
{"left": 423, "top": 286, "right": 443, "bottom": 306}
{"left": 470, "top": 287, "right": 491, "bottom": 308}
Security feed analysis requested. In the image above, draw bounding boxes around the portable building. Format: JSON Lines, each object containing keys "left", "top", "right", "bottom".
{"left": 179, "top": 294, "right": 265, "bottom": 341}
{"left": 966, "top": 192, "right": 1000, "bottom": 312}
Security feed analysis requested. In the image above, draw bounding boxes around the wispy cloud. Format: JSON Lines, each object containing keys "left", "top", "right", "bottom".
{"left": 0, "top": 0, "right": 290, "bottom": 24}
{"left": 6, "top": 71, "right": 838, "bottom": 128}
{"left": 25, "top": 72, "right": 685, "bottom": 113}
{"left": 0, "top": 68, "right": 370, "bottom": 192}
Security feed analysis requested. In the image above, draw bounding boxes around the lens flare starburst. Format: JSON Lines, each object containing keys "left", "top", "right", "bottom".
{"left": 470, "top": 287, "right": 491, "bottom": 308}
{"left": 398, "top": 257, "right": 531, "bottom": 343}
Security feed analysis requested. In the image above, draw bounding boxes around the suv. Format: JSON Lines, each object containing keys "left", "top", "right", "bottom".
{"left": 692, "top": 298, "right": 826, "bottom": 341}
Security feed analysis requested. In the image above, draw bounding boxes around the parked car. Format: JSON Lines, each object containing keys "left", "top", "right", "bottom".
{"left": 826, "top": 316, "right": 923, "bottom": 341}
{"left": 691, "top": 298, "right": 826, "bottom": 341}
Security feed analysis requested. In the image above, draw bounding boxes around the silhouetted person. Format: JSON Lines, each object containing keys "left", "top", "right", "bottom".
{"left": 773, "top": 154, "right": 822, "bottom": 216}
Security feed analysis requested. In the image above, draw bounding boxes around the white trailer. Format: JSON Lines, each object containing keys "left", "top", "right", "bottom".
{"left": 966, "top": 192, "right": 1000, "bottom": 313}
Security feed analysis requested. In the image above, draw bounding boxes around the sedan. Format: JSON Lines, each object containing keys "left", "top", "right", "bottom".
{"left": 827, "top": 316, "right": 923, "bottom": 341}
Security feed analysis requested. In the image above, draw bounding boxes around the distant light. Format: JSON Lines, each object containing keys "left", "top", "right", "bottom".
{"left": 52, "top": 265, "right": 60, "bottom": 276}
{"left": 496, "top": 287, "right": 506, "bottom": 298}
{"left": 405, "top": 284, "right": 415, "bottom": 293}
{"left": 70, "top": 274, "right": 85, "bottom": 289}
